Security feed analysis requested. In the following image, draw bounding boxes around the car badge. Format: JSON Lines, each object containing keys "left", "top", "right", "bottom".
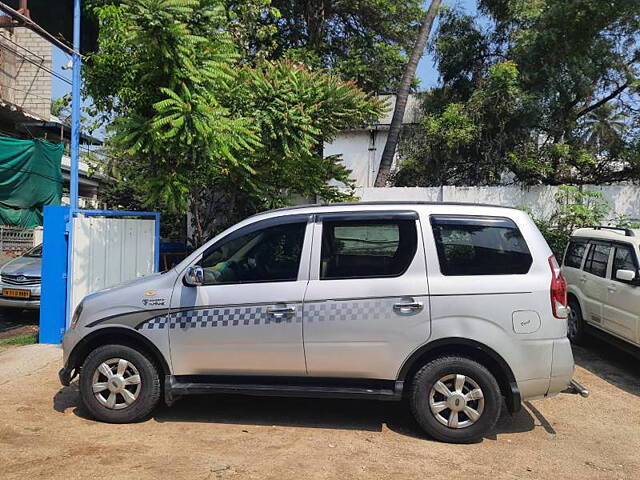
{"left": 17, "top": 275, "right": 26, "bottom": 282}
{"left": 144, "top": 290, "right": 157, "bottom": 296}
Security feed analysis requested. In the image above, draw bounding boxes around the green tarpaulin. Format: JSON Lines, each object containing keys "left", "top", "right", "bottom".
{"left": 0, "top": 136, "right": 64, "bottom": 227}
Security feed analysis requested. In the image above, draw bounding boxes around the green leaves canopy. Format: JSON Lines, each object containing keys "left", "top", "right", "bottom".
{"left": 85, "top": 0, "right": 384, "bottom": 244}
{"left": 394, "top": 0, "right": 640, "bottom": 187}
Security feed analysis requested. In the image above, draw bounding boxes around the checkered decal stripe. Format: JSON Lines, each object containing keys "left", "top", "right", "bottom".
{"left": 141, "top": 304, "right": 300, "bottom": 330}
{"left": 304, "top": 299, "right": 389, "bottom": 322}
{"left": 140, "top": 298, "right": 395, "bottom": 330}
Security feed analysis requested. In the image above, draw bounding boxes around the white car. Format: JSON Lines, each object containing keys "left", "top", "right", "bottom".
{"left": 60, "top": 202, "right": 578, "bottom": 443}
{"left": 562, "top": 226, "right": 640, "bottom": 353}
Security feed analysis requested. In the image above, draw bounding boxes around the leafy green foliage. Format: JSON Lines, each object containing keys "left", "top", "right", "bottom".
{"left": 395, "top": 0, "right": 640, "bottom": 186}
{"left": 85, "top": 0, "right": 384, "bottom": 246}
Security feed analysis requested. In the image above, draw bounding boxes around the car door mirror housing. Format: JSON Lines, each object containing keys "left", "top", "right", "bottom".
{"left": 615, "top": 269, "right": 636, "bottom": 283}
{"left": 184, "top": 266, "right": 204, "bottom": 286}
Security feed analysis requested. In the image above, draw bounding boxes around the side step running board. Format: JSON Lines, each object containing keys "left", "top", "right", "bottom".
{"left": 164, "top": 376, "right": 403, "bottom": 406}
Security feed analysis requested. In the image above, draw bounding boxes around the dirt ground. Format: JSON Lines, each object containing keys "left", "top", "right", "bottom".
{"left": 0, "top": 338, "right": 639, "bottom": 480}
{"left": 0, "top": 309, "right": 38, "bottom": 341}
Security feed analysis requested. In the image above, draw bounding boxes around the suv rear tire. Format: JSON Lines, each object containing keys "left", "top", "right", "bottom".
{"left": 79, "top": 344, "right": 161, "bottom": 423}
{"left": 567, "top": 297, "right": 587, "bottom": 345}
{"left": 409, "top": 356, "right": 502, "bottom": 443}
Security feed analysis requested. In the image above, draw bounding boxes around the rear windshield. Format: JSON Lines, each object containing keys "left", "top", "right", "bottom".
{"left": 430, "top": 215, "right": 533, "bottom": 276}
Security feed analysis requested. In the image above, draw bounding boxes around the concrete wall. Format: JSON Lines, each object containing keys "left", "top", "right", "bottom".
{"left": 353, "top": 185, "right": 640, "bottom": 222}
{"left": 0, "top": 26, "right": 52, "bottom": 120}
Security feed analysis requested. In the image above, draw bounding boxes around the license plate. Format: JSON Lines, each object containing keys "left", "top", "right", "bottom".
{"left": 2, "top": 288, "right": 30, "bottom": 299}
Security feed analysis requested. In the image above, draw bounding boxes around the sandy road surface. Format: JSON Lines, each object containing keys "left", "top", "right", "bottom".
{"left": 0, "top": 339, "right": 638, "bottom": 480}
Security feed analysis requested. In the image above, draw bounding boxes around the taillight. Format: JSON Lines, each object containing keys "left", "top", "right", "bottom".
{"left": 548, "top": 255, "right": 568, "bottom": 318}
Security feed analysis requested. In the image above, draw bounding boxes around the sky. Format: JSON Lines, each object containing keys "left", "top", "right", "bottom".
{"left": 51, "top": 0, "right": 480, "bottom": 104}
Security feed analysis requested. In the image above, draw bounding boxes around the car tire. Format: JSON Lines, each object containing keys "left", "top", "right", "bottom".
{"left": 409, "top": 356, "right": 502, "bottom": 444}
{"left": 79, "top": 344, "right": 161, "bottom": 423}
{"left": 567, "top": 297, "right": 587, "bottom": 345}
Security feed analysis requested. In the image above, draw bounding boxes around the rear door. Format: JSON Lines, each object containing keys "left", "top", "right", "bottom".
{"left": 603, "top": 243, "right": 640, "bottom": 345}
{"left": 302, "top": 211, "right": 430, "bottom": 379}
{"left": 580, "top": 241, "right": 613, "bottom": 327}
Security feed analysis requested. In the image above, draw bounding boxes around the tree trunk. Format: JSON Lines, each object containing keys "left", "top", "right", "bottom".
{"left": 374, "top": 0, "right": 442, "bottom": 187}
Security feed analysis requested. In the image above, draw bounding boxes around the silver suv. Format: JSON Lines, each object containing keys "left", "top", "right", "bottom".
{"left": 60, "top": 202, "right": 575, "bottom": 443}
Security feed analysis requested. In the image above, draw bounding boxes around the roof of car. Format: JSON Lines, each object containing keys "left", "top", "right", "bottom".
{"left": 253, "top": 201, "right": 518, "bottom": 217}
{"left": 571, "top": 227, "right": 640, "bottom": 243}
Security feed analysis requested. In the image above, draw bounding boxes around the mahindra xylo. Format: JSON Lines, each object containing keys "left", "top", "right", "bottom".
{"left": 60, "top": 202, "right": 576, "bottom": 443}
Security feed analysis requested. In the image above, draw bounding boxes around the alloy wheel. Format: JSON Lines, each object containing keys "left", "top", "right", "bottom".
{"left": 91, "top": 358, "right": 142, "bottom": 410}
{"left": 428, "top": 373, "right": 485, "bottom": 429}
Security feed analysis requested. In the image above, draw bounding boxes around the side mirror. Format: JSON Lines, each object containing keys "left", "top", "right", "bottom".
{"left": 184, "top": 266, "right": 204, "bottom": 286}
{"left": 615, "top": 269, "right": 636, "bottom": 283}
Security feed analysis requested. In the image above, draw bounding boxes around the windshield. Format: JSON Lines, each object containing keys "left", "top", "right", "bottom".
{"left": 24, "top": 244, "right": 43, "bottom": 258}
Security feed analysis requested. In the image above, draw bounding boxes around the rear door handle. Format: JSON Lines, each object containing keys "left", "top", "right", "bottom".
{"left": 579, "top": 276, "right": 587, "bottom": 283}
{"left": 267, "top": 305, "right": 296, "bottom": 320}
{"left": 393, "top": 301, "right": 424, "bottom": 315}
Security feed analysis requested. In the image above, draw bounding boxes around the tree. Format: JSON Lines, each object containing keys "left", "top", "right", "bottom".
{"left": 374, "top": 0, "right": 441, "bottom": 187}
{"left": 85, "top": 0, "right": 384, "bottom": 246}
{"left": 244, "top": 0, "right": 425, "bottom": 93}
{"left": 394, "top": 0, "right": 640, "bottom": 187}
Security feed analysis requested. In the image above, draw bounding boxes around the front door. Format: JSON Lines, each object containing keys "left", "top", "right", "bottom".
{"left": 302, "top": 211, "right": 431, "bottom": 380}
{"left": 603, "top": 243, "right": 640, "bottom": 345}
{"left": 169, "top": 215, "right": 312, "bottom": 376}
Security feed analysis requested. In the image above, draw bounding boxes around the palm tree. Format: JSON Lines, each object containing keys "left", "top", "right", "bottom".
{"left": 581, "top": 103, "right": 628, "bottom": 149}
{"left": 374, "top": 0, "right": 442, "bottom": 187}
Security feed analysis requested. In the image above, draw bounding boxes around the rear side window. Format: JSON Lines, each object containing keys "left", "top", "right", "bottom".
{"left": 430, "top": 215, "right": 532, "bottom": 276}
{"left": 564, "top": 240, "right": 588, "bottom": 268}
{"left": 583, "top": 243, "right": 611, "bottom": 278}
{"left": 320, "top": 219, "right": 417, "bottom": 279}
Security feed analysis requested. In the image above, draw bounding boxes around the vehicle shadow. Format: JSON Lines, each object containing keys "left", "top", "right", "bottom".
{"left": 53, "top": 384, "right": 544, "bottom": 442}
{"left": 572, "top": 338, "right": 640, "bottom": 397}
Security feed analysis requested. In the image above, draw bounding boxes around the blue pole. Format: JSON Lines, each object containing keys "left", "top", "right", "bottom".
{"left": 70, "top": 0, "right": 81, "bottom": 210}
{"left": 65, "top": 0, "right": 81, "bottom": 329}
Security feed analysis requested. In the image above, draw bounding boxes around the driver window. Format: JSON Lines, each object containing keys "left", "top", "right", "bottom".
{"left": 200, "top": 222, "right": 306, "bottom": 285}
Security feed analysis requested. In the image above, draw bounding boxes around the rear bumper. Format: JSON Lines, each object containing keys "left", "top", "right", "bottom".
{"left": 0, "top": 296, "right": 40, "bottom": 309}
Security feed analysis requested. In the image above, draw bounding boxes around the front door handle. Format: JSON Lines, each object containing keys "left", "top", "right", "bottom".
{"left": 607, "top": 285, "right": 617, "bottom": 293}
{"left": 393, "top": 301, "right": 424, "bottom": 315}
{"left": 267, "top": 305, "right": 296, "bottom": 321}
{"left": 579, "top": 275, "right": 587, "bottom": 283}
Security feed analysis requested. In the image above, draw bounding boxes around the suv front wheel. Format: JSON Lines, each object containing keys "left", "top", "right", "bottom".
{"left": 79, "top": 344, "right": 161, "bottom": 423}
{"left": 410, "top": 356, "right": 502, "bottom": 443}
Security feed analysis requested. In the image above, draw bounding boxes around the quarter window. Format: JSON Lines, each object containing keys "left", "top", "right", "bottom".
{"left": 320, "top": 219, "right": 417, "bottom": 279}
{"left": 564, "top": 240, "right": 588, "bottom": 268}
{"left": 200, "top": 222, "right": 306, "bottom": 285}
{"left": 430, "top": 215, "right": 532, "bottom": 276}
{"left": 583, "top": 243, "right": 611, "bottom": 278}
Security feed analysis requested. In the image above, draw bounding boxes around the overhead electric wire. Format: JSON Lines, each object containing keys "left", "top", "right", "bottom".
{"left": 0, "top": 2, "right": 80, "bottom": 57}
{"left": 0, "top": 41, "right": 72, "bottom": 85}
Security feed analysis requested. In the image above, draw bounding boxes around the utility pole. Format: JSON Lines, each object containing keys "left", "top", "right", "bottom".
{"left": 70, "top": 0, "right": 81, "bottom": 210}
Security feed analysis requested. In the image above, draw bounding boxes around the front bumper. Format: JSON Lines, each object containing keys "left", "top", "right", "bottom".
{"left": 0, "top": 296, "right": 40, "bottom": 309}
{"left": 59, "top": 366, "right": 74, "bottom": 386}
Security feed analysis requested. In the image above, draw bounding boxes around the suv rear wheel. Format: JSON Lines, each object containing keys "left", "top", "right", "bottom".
{"left": 79, "top": 344, "right": 161, "bottom": 423}
{"left": 410, "top": 356, "right": 502, "bottom": 443}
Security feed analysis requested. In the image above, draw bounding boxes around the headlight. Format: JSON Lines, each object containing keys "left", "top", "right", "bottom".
{"left": 70, "top": 301, "right": 84, "bottom": 329}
